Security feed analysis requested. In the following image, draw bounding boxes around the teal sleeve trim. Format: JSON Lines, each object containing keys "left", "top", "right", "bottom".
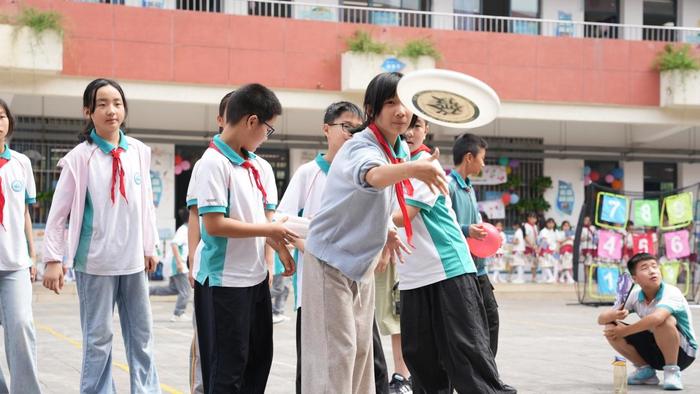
{"left": 657, "top": 304, "right": 676, "bottom": 314}
{"left": 265, "top": 203, "right": 277, "bottom": 211}
{"left": 186, "top": 199, "right": 197, "bottom": 208}
{"left": 25, "top": 198, "right": 37, "bottom": 205}
{"left": 199, "top": 206, "right": 227, "bottom": 215}
{"left": 406, "top": 198, "right": 433, "bottom": 212}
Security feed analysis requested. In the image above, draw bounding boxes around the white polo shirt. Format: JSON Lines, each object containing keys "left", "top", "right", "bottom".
{"left": 0, "top": 146, "right": 36, "bottom": 270}
{"left": 624, "top": 282, "right": 698, "bottom": 357}
{"left": 194, "top": 135, "right": 278, "bottom": 287}
{"left": 163, "top": 224, "right": 189, "bottom": 277}
{"left": 74, "top": 131, "right": 148, "bottom": 276}
{"left": 397, "top": 151, "right": 476, "bottom": 290}
{"left": 276, "top": 153, "right": 329, "bottom": 309}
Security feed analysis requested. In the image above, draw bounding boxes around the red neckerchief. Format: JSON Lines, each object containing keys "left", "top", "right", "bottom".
{"left": 368, "top": 123, "right": 414, "bottom": 247}
{"left": 209, "top": 141, "right": 268, "bottom": 207}
{"left": 410, "top": 144, "right": 432, "bottom": 157}
{"left": 110, "top": 147, "right": 128, "bottom": 204}
{"left": 0, "top": 157, "right": 8, "bottom": 229}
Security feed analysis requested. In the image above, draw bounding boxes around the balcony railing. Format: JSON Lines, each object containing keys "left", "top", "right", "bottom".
{"left": 76, "top": 0, "right": 700, "bottom": 43}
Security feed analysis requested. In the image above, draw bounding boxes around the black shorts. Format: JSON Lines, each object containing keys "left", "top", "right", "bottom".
{"left": 624, "top": 330, "right": 695, "bottom": 371}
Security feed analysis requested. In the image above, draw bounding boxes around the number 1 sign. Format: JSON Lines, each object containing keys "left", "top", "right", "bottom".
{"left": 597, "top": 229, "right": 623, "bottom": 260}
{"left": 664, "top": 230, "right": 690, "bottom": 260}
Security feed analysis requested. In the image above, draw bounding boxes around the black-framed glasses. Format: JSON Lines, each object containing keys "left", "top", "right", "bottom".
{"left": 328, "top": 122, "right": 361, "bottom": 134}
{"left": 262, "top": 120, "right": 275, "bottom": 137}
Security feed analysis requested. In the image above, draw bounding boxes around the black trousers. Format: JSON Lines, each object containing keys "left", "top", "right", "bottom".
{"left": 400, "top": 274, "right": 515, "bottom": 394}
{"left": 195, "top": 278, "right": 273, "bottom": 394}
{"left": 295, "top": 308, "right": 389, "bottom": 394}
{"left": 478, "top": 274, "right": 500, "bottom": 357}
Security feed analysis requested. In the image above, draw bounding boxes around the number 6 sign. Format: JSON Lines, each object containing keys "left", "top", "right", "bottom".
{"left": 597, "top": 229, "right": 622, "bottom": 260}
{"left": 596, "top": 192, "right": 630, "bottom": 230}
{"left": 664, "top": 230, "right": 690, "bottom": 260}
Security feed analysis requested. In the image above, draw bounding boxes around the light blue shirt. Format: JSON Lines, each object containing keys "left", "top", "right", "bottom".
{"left": 305, "top": 128, "right": 409, "bottom": 282}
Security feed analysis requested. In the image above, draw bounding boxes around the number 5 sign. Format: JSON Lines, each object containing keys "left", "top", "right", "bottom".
{"left": 633, "top": 233, "right": 656, "bottom": 255}
{"left": 633, "top": 200, "right": 659, "bottom": 227}
{"left": 596, "top": 192, "right": 630, "bottom": 230}
{"left": 664, "top": 230, "right": 690, "bottom": 259}
{"left": 661, "top": 192, "right": 693, "bottom": 230}
{"left": 597, "top": 229, "right": 623, "bottom": 260}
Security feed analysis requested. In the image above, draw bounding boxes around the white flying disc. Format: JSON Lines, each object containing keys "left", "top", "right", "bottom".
{"left": 397, "top": 69, "right": 501, "bottom": 129}
{"left": 272, "top": 214, "right": 310, "bottom": 239}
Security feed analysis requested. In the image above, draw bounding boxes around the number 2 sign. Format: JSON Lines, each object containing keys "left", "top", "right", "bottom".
{"left": 597, "top": 229, "right": 623, "bottom": 260}
{"left": 664, "top": 230, "right": 690, "bottom": 260}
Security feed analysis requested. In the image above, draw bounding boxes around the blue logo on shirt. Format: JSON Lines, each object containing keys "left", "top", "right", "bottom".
{"left": 11, "top": 180, "right": 23, "bottom": 192}
{"left": 134, "top": 173, "right": 142, "bottom": 185}
{"left": 381, "top": 57, "right": 406, "bottom": 73}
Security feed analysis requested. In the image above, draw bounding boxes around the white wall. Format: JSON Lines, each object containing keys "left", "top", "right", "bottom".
{"left": 433, "top": 0, "right": 455, "bottom": 29}
{"left": 621, "top": 0, "right": 644, "bottom": 40}
{"left": 622, "top": 161, "right": 644, "bottom": 192}
{"left": 541, "top": 0, "right": 584, "bottom": 37}
{"left": 150, "top": 143, "right": 176, "bottom": 240}
{"left": 543, "top": 158, "right": 585, "bottom": 226}
{"left": 679, "top": 0, "right": 700, "bottom": 42}
{"left": 678, "top": 163, "right": 700, "bottom": 188}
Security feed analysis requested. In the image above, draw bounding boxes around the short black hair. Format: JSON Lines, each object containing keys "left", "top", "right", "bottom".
{"left": 452, "top": 133, "right": 488, "bottom": 166}
{"left": 0, "top": 98, "right": 15, "bottom": 139}
{"left": 323, "top": 101, "right": 363, "bottom": 125}
{"left": 627, "top": 253, "right": 657, "bottom": 275}
{"left": 219, "top": 91, "right": 235, "bottom": 118}
{"left": 178, "top": 207, "right": 189, "bottom": 223}
{"left": 225, "top": 83, "right": 282, "bottom": 126}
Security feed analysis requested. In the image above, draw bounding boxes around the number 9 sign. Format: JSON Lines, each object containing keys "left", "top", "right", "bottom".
{"left": 596, "top": 192, "right": 630, "bottom": 230}
{"left": 661, "top": 192, "right": 693, "bottom": 230}
{"left": 664, "top": 230, "right": 690, "bottom": 259}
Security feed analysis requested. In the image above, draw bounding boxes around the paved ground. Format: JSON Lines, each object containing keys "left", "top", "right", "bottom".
{"left": 3, "top": 282, "right": 699, "bottom": 393}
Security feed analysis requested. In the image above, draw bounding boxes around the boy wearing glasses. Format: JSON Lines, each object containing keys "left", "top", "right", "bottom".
{"left": 192, "top": 84, "right": 298, "bottom": 393}
{"left": 274, "top": 101, "right": 364, "bottom": 393}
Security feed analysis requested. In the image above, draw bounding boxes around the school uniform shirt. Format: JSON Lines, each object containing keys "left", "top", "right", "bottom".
{"left": 624, "top": 282, "right": 698, "bottom": 358}
{"left": 194, "top": 135, "right": 278, "bottom": 288}
{"left": 43, "top": 130, "right": 158, "bottom": 275}
{"left": 0, "top": 146, "right": 36, "bottom": 270}
{"left": 511, "top": 228, "right": 526, "bottom": 253}
{"left": 305, "top": 128, "right": 409, "bottom": 282}
{"left": 397, "top": 151, "right": 476, "bottom": 290}
{"left": 580, "top": 225, "right": 597, "bottom": 250}
{"left": 496, "top": 231, "right": 507, "bottom": 255}
{"left": 538, "top": 228, "right": 559, "bottom": 252}
{"left": 163, "top": 224, "right": 189, "bottom": 277}
{"left": 523, "top": 223, "right": 539, "bottom": 251}
{"left": 448, "top": 170, "right": 486, "bottom": 276}
{"left": 275, "top": 153, "right": 329, "bottom": 309}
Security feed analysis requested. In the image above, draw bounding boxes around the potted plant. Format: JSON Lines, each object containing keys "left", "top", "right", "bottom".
{"left": 656, "top": 44, "right": 700, "bottom": 108}
{"left": 0, "top": 7, "right": 64, "bottom": 73}
{"left": 341, "top": 31, "right": 440, "bottom": 92}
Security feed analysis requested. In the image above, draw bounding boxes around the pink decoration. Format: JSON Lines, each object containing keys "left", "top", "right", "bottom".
{"left": 597, "top": 229, "right": 622, "bottom": 260}
{"left": 664, "top": 230, "right": 690, "bottom": 259}
{"left": 466, "top": 222, "right": 502, "bottom": 258}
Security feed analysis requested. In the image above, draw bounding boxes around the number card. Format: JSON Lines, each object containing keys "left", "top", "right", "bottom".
{"left": 597, "top": 265, "right": 619, "bottom": 295}
{"left": 660, "top": 261, "right": 681, "bottom": 285}
{"left": 633, "top": 200, "right": 659, "bottom": 227}
{"left": 597, "top": 229, "right": 623, "bottom": 260}
{"left": 596, "top": 192, "right": 630, "bottom": 230}
{"left": 661, "top": 192, "right": 693, "bottom": 230}
{"left": 632, "top": 233, "right": 656, "bottom": 255}
{"left": 664, "top": 230, "right": 690, "bottom": 260}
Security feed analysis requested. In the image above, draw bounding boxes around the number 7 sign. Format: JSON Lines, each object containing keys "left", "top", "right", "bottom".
{"left": 596, "top": 192, "right": 630, "bottom": 230}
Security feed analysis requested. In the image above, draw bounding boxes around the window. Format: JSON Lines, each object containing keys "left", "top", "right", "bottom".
{"left": 248, "top": 0, "right": 291, "bottom": 18}
{"left": 455, "top": 0, "right": 540, "bottom": 34}
{"left": 511, "top": 0, "right": 540, "bottom": 35}
{"left": 177, "top": 0, "right": 221, "bottom": 13}
{"left": 643, "top": 0, "right": 677, "bottom": 42}
{"left": 584, "top": 0, "right": 620, "bottom": 38}
{"left": 341, "top": 0, "right": 431, "bottom": 28}
{"left": 644, "top": 162, "right": 677, "bottom": 194}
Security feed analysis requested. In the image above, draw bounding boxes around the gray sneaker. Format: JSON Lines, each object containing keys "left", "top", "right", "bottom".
{"left": 388, "top": 373, "right": 412, "bottom": 394}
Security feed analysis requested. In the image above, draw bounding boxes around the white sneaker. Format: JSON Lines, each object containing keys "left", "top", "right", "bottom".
{"left": 170, "top": 313, "right": 190, "bottom": 322}
{"left": 272, "top": 314, "right": 289, "bottom": 324}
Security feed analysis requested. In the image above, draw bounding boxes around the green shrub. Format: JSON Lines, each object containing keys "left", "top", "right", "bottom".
{"left": 346, "top": 31, "right": 388, "bottom": 55}
{"left": 16, "top": 7, "right": 63, "bottom": 36}
{"left": 399, "top": 38, "right": 441, "bottom": 60}
{"left": 654, "top": 44, "right": 699, "bottom": 72}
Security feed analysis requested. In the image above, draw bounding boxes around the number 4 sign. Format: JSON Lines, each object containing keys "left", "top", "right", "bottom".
{"left": 597, "top": 229, "right": 623, "bottom": 260}
{"left": 664, "top": 230, "right": 690, "bottom": 260}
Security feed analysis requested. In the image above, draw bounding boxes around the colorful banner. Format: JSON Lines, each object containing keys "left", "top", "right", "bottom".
{"left": 632, "top": 233, "right": 656, "bottom": 255}
{"left": 556, "top": 180, "right": 574, "bottom": 215}
{"left": 633, "top": 200, "right": 660, "bottom": 227}
{"left": 597, "top": 229, "right": 623, "bottom": 260}
{"left": 664, "top": 230, "right": 691, "bottom": 259}
{"left": 471, "top": 165, "right": 507, "bottom": 185}
{"left": 477, "top": 199, "right": 506, "bottom": 220}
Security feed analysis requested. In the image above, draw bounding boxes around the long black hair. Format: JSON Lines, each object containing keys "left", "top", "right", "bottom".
{"left": 80, "top": 78, "right": 128, "bottom": 143}
{"left": 353, "top": 72, "right": 416, "bottom": 133}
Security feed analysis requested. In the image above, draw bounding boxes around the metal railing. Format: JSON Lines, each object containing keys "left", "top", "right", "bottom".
{"left": 75, "top": 0, "right": 700, "bottom": 43}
